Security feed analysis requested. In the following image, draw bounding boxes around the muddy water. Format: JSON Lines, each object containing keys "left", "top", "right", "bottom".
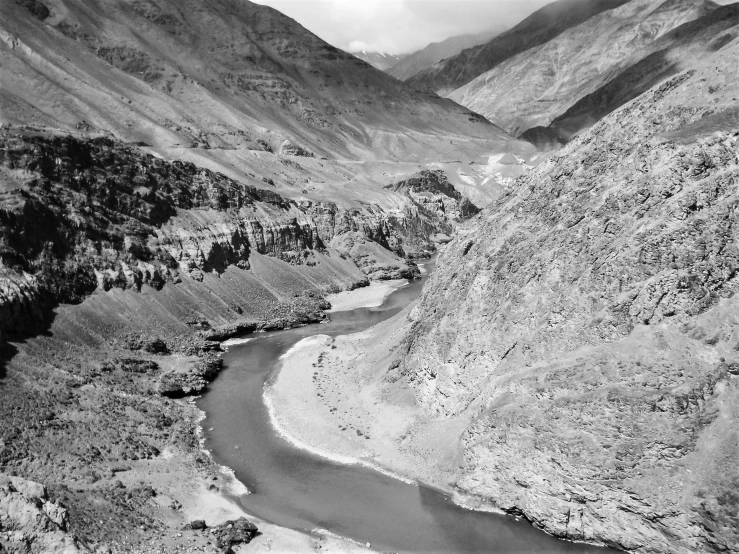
{"left": 198, "top": 257, "right": 612, "bottom": 553}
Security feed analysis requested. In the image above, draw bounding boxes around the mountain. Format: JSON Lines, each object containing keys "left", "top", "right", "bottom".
{"left": 344, "top": 34, "right": 739, "bottom": 554}
{"left": 386, "top": 27, "right": 504, "bottom": 82}
{"left": 0, "top": 0, "right": 534, "bottom": 551}
{"left": 406, "top": 0, "right": 632, "bottom": 96}
{"left": 351, "top": 50, "right": 407, "bottom": 71}
{"left": 0, "top": 0, "right": 512, "bottom": 163}
{"left": 522, "top": 1, "right": 739, "bottom": 145}
{"left": 449, "top": 0, "right": 737, "bottom": 140}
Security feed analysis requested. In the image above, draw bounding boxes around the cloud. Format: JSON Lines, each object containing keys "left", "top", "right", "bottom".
{"left": 250, "top": 0, "right": 552, "bottom": 54}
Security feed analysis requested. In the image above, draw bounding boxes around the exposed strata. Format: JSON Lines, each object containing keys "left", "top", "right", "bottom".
{"left": 0, "top": 128, "right": 479, "bottom": 338}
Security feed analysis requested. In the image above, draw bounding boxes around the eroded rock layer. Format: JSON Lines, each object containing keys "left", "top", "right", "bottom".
{"left": 0, "top": 129, "right": 479, "bottom": 338}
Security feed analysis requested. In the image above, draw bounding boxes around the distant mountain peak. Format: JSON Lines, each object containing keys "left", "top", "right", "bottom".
{"left": 350, "top": 50, "right": 408, "bottom": 71}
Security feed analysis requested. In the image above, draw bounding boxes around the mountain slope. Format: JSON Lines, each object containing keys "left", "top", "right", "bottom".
{"left": 449, "top": 0, "right": 736, "bottom": 139}
{"left": 405, "top": 0, "right": 631, "bottom": 96}
{"left": 0, "top": 0, "right": 509, "bottom": 162}
{"left": 0, "top": 1, "right": 530, "bottom": 551}
{"left": 393, "top": 37, "right": 739, "bottom": 553}
{"left": 386, "top": 27, "right": 504, "bottom": 82}
{"left": 523, "top": 2, "right": 739, "bottom": 144}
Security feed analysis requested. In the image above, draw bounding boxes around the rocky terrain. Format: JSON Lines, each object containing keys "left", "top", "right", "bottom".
{"left": 3, "top": 0, "right": 737, "bottom": 552}
{"left": 0, "top": 3, "right": 499, "bottom": 549}
{"left": 450, "top": 0, "right": 739, "bottom": 141}
{"left": 0, "top": 121, "right": 479, "bottom": 550}
{"left": 386, "top": 35, "right": 739, "bottom": 554}
{"left": 0, "top": 127, "right": 485, "bottom": 336}
{"left": 406, "top": 0, "right": 631, "bottom": 96}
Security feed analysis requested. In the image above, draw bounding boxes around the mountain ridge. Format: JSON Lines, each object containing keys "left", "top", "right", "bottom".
{"left": 447, "top": 0, "right": 733, "bottom": 139}
{"left": 386, "top": 26, "right": 505, "bottom": 81}
{"left": 405, "top": 0, "right": 632, "bottom": 96}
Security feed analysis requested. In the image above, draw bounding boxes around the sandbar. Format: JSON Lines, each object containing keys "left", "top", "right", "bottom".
{"left": 326, "top": 279, "right": 407, "bottom": 312}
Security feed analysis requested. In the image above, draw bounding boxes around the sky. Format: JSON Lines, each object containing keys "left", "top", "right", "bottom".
{"left": 251, "top": 0, "right": 553, "bottom": 54}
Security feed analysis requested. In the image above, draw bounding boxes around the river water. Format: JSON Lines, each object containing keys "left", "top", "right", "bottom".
{"left": 197, "top": 257, "right": 612, "bottom": 553}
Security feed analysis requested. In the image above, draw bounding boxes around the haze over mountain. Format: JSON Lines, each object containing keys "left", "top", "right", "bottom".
{"left": 250, "top": 0, "right": 553, "bottom": 55}
{"left": 386, "top": 26, "right": 506, "bottom": 81}
{"left": 350, "top": 50, "right": 407, "bottom": 71}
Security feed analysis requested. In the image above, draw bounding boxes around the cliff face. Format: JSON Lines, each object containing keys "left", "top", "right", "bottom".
{"left": 0, "top": 129, "right": 479, "bottom": 338}
{"left": 397, "top": 39, "right": 739, "bottom": 553}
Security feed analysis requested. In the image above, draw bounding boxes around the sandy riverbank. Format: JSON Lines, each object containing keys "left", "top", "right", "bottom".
{"left": 325, "top": 279, "right": 408, "bottom": 312}
{"left": 265, "top": 303, "right": 469, "bottom": 491}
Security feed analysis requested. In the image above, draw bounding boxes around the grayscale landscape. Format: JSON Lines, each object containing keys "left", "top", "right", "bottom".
{"left": 1, "top": 0, "right": 738, "bottom": 553}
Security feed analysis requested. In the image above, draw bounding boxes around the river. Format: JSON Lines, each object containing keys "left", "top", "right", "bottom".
{"left": 197, "top": 256, "right": 612, "bottom": 553}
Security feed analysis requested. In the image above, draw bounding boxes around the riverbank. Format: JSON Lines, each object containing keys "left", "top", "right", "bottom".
{"left": 265, "top": 302, "right": 470, "bottom": 492}
{"left": 180, "top": 479, "right": 372, "bottom": 553}
{"left": 325, "top": 279, "right": 408, "bottom": 312}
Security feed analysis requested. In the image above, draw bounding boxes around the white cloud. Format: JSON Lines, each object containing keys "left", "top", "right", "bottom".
{"left": 251, "top": 0, "right": 552, "bottom": 54}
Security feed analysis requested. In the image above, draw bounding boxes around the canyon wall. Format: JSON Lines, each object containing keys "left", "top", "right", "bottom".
{"left": 0, "top": 129, "right": 475, "bottom": 340}
{"left": 397, "top": 42, "right": 739, "bottom": 553}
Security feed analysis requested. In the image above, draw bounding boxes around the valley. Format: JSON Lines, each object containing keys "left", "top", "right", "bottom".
{"left": 1, "top": 0, "right": 738, "bottom": 553}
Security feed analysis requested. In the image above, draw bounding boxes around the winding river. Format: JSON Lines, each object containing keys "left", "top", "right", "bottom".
{"left": 197, "top": 257, "right": 611, "bottom": 553}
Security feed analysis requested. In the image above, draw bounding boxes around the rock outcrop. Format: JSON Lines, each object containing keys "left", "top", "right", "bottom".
{"left": 385, "top": 169, "right": 480, "bottom": 223}
{"left": 396, "top": 39, "right": 739, "bottom": 554}
{"left": 1, "top": 474, "right": 88, "bottom": 553}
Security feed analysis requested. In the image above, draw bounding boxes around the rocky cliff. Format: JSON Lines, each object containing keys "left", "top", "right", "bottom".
{"left": 396, "top": 37, "right": 739, "bottom": 553}
{"left": 0, "top": 128, "right": 478, "bottom": 339}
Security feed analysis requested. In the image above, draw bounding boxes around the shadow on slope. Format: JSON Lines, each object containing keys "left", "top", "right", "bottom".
{"left": 524, "top": 4, "right": 739, "bottom": 145}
